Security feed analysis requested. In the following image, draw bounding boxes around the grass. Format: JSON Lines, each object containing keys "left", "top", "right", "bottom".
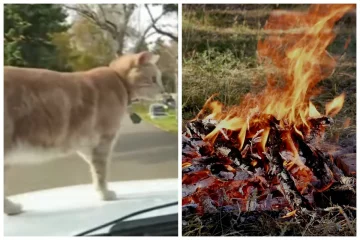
{"left": 132, "top": 102, "right": 177, "bottom": 134}
{"left": 183, "top": 205, "right": 356, "bottom": 236}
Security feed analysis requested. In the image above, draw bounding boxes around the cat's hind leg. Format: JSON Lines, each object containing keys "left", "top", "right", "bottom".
{"left": 77, "top": 134, "right": 117, "bottom": 201}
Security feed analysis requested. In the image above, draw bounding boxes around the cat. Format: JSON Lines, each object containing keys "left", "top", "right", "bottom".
{"left": 4, "top": 51, "right": 164, "bottom": 215}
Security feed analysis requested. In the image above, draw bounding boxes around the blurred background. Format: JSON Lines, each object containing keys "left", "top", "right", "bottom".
{"left": 4, "top": 4, "right": 178, "bottom": 195}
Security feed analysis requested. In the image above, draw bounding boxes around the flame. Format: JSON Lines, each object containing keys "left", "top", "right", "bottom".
{"left": 344, "top": 35, "right": 351, "bottom": 50}
{"left": 184, "top": 5, "right": 354, "bottom": 214}
{"left": 251, "top": 159, "right": 258, "bottom": 167}
{"left": 194, "top": 93, "right": 222, "bottom": 120}
{"left": 260, "top": 127, "right": 270, "bottom": 152}
{"left": 309, "top": 102, "right": 321, "bottom": 118}
{"left": 281, "top": 210, "right": 297, "bottom": 218}
{"left": 182, "top": 162, "right": 192, "bottom": 168}
{"left": 325, "top": 93, "right": 345, "bottom": 117}
{"left": 225, "top": 165, "right": 236, "bottom": 171}
{"left": 195, "top": 5, "right": 353, "bottom": 159}
{"left": 204, "top": 116, "right": 244, "bottom": 143}
{"left": 205, "top": 101, "right": 224, "bottom": 120}
{"left": 294, "top": 126, "right": 304, "bottom": 138}
{"left": 256, "top": 4, "right": 352, "bottom": 125}
{"left": 343, "top": 117, "right": 351, "bottom": 128}
{"left": 282, "top": 131, "right": 306, "bottom": 169}
{"left": 238, "top": 122, "right": 248, "bottom": 150}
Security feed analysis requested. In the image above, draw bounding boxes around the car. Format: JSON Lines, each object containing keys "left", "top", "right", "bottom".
{"left": 149, "top": 103, "right": 168, "bottom": 119}
{"left": 4, "top": 178, "right": 178, "bottom": 236}
{"left": 163, "top": 97, "right": 176, "bottom": 109}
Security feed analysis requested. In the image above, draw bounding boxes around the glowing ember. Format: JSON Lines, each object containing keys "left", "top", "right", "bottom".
{"left": 281, "top": 209, "right": 297, "bottom": 218}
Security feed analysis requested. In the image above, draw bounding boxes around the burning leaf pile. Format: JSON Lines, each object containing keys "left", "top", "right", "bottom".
{"left": 182, "top": 4, "right": 356, "bottom": 217}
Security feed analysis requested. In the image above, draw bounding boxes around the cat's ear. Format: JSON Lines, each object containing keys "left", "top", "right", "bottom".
{"left": 136, "top": 51, "right": 160, "bottom": 65}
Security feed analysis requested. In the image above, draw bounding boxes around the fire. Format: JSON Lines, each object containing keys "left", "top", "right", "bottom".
{"left": 197, "top": 4, "right": 353, "bottom": 154}
{"left": 255, "top": 4, "right": 351, "bottom": 126}
{"left": 325, "top": 93, "right": 345, "bottom": 117}
{"left": 183, "top": 4, "right": 355, "bottom": 215}
{"left": 309, "top": 102, "right": 321, "bottom": 118}
{"left": 260, "top": 127, "right": 270, "bottom": 152}
{"left": 281, "top": 210, "right": 297, "bottom": 218}
{"left": 343, "top": 117, "right": 351, "bottom": 128}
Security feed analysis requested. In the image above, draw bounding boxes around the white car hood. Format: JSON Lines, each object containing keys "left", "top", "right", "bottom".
{"left": 4, "top": 178, "right": 178, "bottom": 236}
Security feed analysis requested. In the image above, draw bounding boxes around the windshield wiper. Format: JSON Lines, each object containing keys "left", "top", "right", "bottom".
{"left": 97, "top": 213, "right": 178, "bottom": 236}
{"left": 75, "top": 201, "right": 178, "bottom": 236}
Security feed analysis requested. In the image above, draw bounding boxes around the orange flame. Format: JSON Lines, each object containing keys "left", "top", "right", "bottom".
{"left": 343, "top": 117, "right": 351, "bottom": 128}
{"left": 281, "top": 210, "right": 297, "bottom": 218}
{"left": 196, "top": 5, "right": 354, "bottom": 159}
{"left": 256, "top": 4, "right": 352, "bottom": 125}
{"left": 325, "top": 93, "right": 345, "bottom": 117}
{"left": 260, "top": 127, "right": 270, "bottom": 152}
{"left": 184, "top": 5, "right": 354, "bottom": 214}
{"left": 309, "top": 102, "right": 322, "bottom": 118}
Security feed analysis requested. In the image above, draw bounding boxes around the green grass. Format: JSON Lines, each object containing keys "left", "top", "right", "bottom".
{"left": 132, "top": 103, "right": 178, "bottom": 134}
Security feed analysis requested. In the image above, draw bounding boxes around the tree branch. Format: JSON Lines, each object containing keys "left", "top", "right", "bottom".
{"left": 65, "top": 5, "right": 117, "bottom": 37}
{"left": 65, "top": 4, "right": 137, "bottom": 55}
{"left": 145, "top": 31, "right": 157, "bottom": 39}
{"left": 133, "top": 11, "right": 165, "bottom": 52}
{"left": 98, "top": 5, "right": 117, "bottom": 33}
{"left": 145, "top": 4, "right": 177, "bottom": 42}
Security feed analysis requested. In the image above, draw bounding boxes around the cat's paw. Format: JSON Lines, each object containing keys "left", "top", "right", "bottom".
{"left": 99, "top": 189, "right": 117, "bottom": 201}
{"left": 4, "top": 201, "right": 23, "bottom": 215}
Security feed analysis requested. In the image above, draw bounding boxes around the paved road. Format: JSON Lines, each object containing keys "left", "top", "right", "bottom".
{"left": 6, "top": 115, "right": 178, "bottom": 195}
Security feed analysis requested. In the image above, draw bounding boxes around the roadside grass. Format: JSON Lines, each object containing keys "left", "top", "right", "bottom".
{"left": 132, "top": 103, "right": 177, "bottom": 134}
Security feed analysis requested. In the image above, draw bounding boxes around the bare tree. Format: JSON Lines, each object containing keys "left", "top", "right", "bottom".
{"left": 65, "top": 4, "right": 178, "bottom": 55}
{"left": 65, "top": 4, "right": 136, "bottom": 56}
{"left": 133, "top": 6, "right": 175, "bottom": 52}
{"left": 145, "top": 4, "right": 178, "bottom": 42}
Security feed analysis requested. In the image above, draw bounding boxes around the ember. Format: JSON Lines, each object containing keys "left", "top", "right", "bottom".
{"left": 182, "top": 4, "right": 356, "bottom": 216}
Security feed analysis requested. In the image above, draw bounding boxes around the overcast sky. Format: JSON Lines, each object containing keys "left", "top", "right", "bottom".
{"left": 135, "top": 5, "right": 177, "bottom": 46}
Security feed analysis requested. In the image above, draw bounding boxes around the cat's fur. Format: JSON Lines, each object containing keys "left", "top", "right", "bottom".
{"left": 4, "top": 51, "right": 164, "bottom": 215}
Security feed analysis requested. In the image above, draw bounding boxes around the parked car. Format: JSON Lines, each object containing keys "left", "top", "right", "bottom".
{"left": 149, "top": 103, "right": 168, "bottom": 119}
{"left": 163, "top": 97, "right": 176, "bottom": 109}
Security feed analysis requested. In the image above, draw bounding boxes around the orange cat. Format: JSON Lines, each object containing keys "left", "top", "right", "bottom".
{"left": 4, "top": 51, "right": 163, "bottom": 215}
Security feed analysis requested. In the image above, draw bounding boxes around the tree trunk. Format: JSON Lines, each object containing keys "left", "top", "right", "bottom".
{"left": 116, "top": 34, "right": 124, "bottom": 56}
